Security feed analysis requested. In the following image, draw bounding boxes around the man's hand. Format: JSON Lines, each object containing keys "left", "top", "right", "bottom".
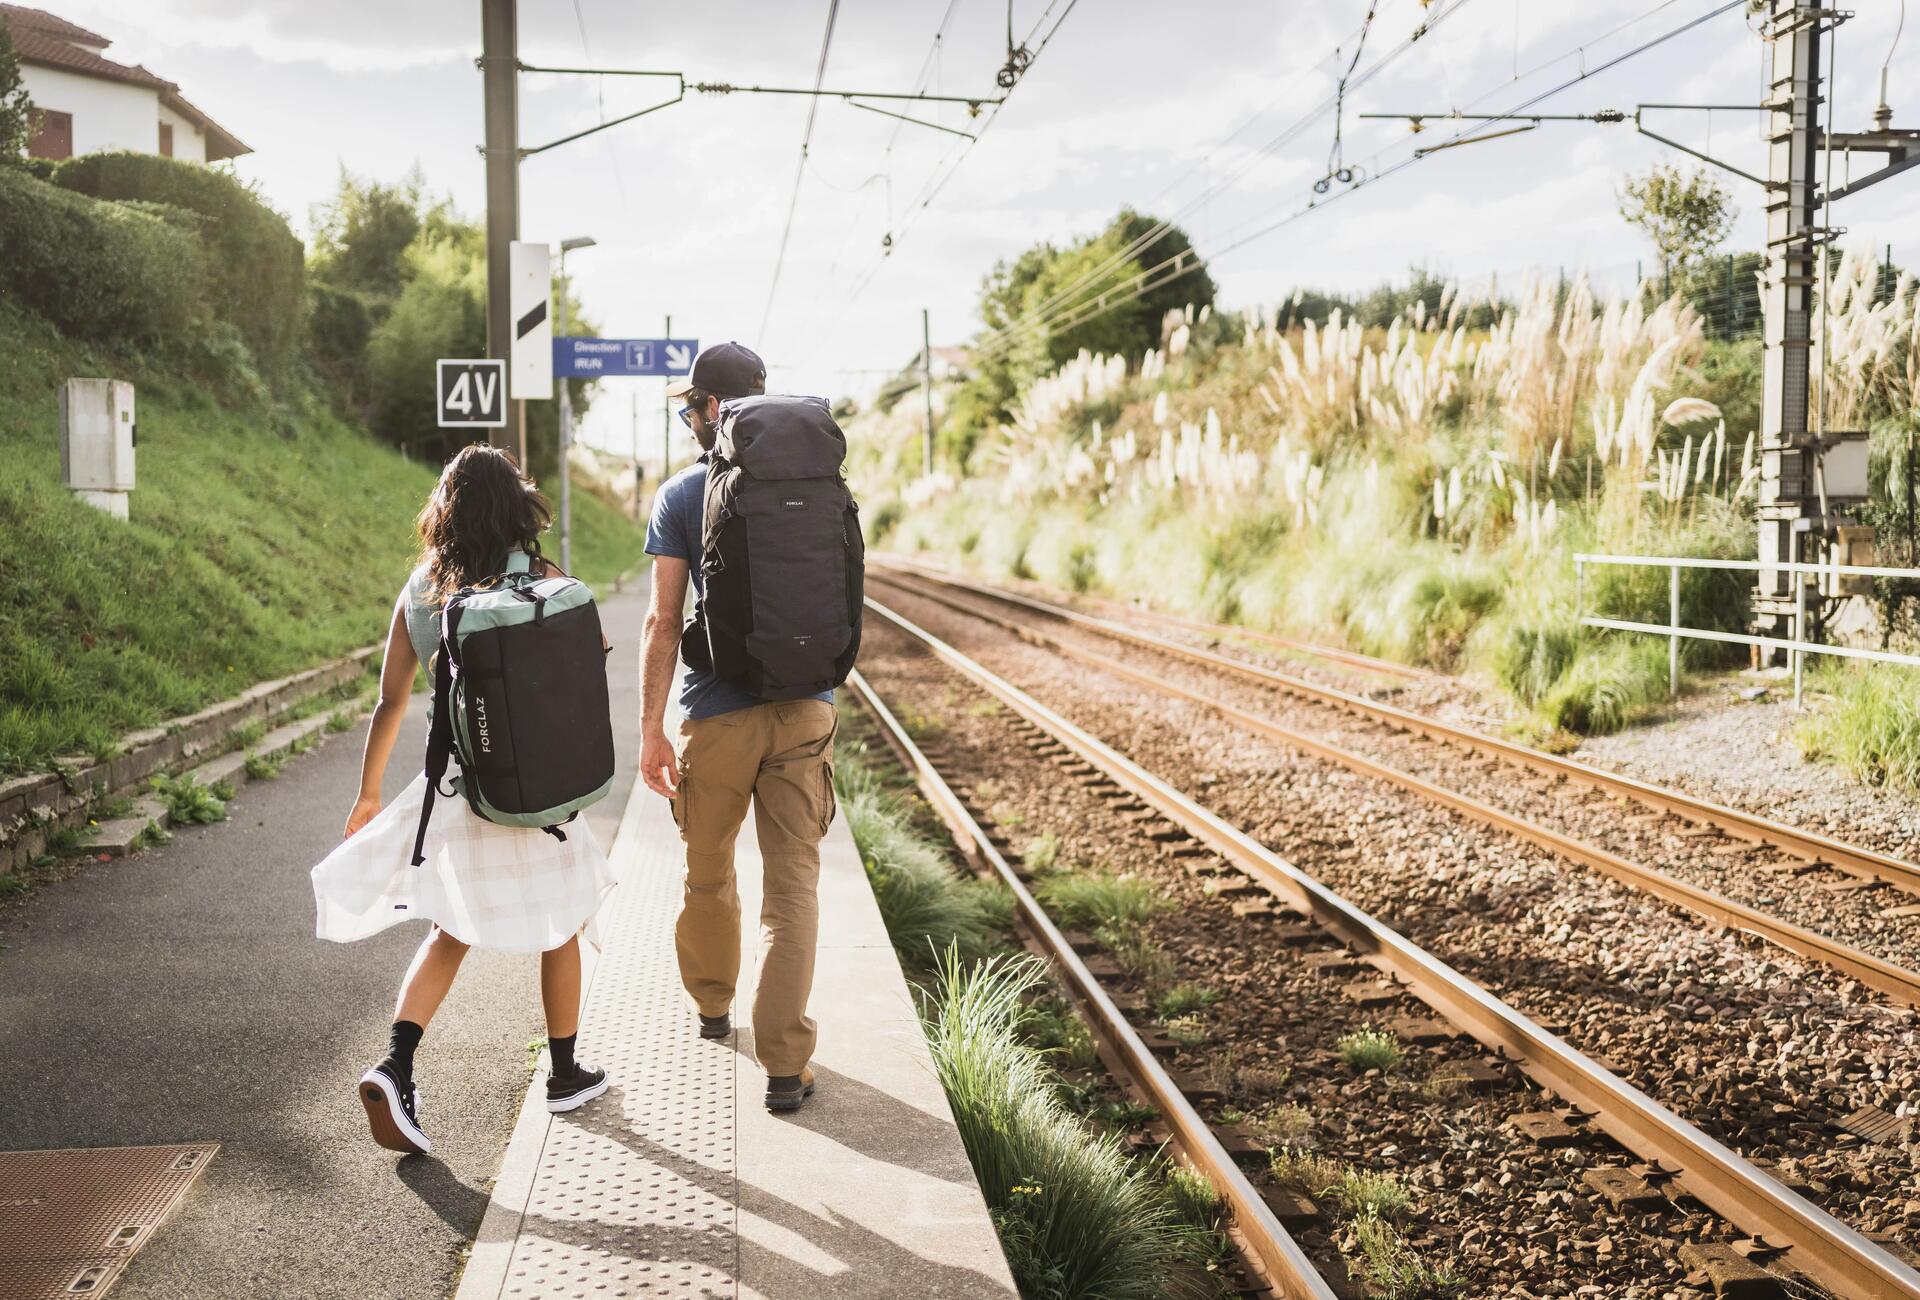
{"left": 344, "top": 795, "right": 382, "bottom": 839}
{"left": 641, "top": 728, "right": 680, "bottom": 798}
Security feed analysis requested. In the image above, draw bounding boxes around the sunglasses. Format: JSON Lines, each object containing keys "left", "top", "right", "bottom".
{"left": 676, "top": 392, "right": 711, "bottom": 429}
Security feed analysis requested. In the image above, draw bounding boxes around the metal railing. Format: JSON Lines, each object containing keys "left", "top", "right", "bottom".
{"left": 1574, "top": 553, "right": 1920, "bottom": 705}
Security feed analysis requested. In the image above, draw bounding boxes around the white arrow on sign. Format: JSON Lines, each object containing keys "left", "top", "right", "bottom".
{"left": 665, "top": 343, "right": 693, "bottom": 372}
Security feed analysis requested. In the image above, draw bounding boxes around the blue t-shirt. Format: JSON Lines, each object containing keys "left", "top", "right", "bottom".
{"left": 646, "top": 459, "right": 834, "bottom": 721}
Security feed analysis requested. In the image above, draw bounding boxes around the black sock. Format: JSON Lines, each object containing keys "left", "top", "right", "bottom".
{"left": 382, "top": 1020, "right": 425, "bottom": 1083}
{"left": 549, "top": 1033, "right": 577, "bottom": 1078}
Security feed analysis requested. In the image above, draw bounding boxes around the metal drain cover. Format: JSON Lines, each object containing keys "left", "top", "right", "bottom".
{"left": 0, "top": 1143, "right": 217, "bottom": 1300}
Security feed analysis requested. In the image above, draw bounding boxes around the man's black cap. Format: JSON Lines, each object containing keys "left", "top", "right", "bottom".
{"left": 666, "top": 341, "right": 767, "bottom": 400}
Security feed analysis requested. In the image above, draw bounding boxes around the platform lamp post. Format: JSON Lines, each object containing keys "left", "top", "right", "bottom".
{"left": 556, "top": 235, "right": 596, "bottom": 574}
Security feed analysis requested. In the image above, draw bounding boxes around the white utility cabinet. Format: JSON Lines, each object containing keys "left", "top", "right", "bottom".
{"left": 59, "top": 378, "right": 136, "bottom": 519}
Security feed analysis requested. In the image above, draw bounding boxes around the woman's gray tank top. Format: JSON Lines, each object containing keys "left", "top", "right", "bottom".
{"left": 401, "top": 549, "right": 532, "bottom": 666}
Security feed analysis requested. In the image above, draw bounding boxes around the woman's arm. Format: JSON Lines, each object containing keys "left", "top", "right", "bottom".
{"left": 344, "top": 591, "right": 421, "bottom": 838}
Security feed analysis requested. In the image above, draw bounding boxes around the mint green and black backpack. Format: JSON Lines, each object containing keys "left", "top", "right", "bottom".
{"left": 411, "top": 551, "right": 615, "bottom": 865}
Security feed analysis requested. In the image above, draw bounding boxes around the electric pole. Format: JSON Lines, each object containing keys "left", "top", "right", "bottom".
{"left": 922, "top": 308, "right": 934, "bottom": 477}
{"left": 481, "top": 0, "right": 522, "bottom": 458}
{"left": 1752, "top": 0, "right": 1825, "bottom": 646}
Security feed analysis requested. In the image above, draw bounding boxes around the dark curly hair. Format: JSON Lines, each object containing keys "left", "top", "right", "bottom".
{"left": 416, "top": 444, "right": 552, "bottom": 601}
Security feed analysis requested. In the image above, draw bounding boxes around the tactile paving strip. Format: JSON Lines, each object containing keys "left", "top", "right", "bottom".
{"left": 497, "top": 821, "right": 738, "bottom": 1299}
{"left": 0, "top": 1143, "right": 218, "bottom": 1300}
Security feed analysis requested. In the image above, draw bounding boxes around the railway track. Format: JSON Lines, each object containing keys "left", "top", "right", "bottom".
{"left": 850, "top": 603, "right": 1920, "bottom": 1298}
{"left": 874, "top": 557, "right": 1920, "bottom": 898}
{"left": 868, "top": 560, "right": 1920, "bottom": 1004}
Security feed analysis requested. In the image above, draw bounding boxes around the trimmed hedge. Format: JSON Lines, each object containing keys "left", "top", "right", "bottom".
{"left": 0, "top": 165, "right": 201, "bottom": 342}
{"left": 54, "top": 152, "right": 304, "bottom": 379}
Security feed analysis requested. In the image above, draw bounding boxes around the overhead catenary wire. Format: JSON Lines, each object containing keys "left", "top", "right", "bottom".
{"left": 759, "top": 0, "right": 844, "bottom": 343}
{"left": 569, "top": 0, "right": 630, "bottom": 213}
{"left": 971, "top": 0, "right": 1737, "bottom": 367}
{"left": 792, "top": 0, "right": 1081, "bottom": 370}
{"left": 969, "top": 0, "right": 1486, "bottom": 366}
{"left": 978, "top": 0, "right": 1697, "bottom": 361}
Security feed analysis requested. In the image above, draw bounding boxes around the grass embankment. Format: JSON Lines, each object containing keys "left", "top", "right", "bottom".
{"left": 1796, "top": 662, "right": 1920, "bottom": 793}
{"left": 833, "top": 730, "right": 1227, "bottom": 1299}
{"left": 0, "top": 299, "right": 643, "bottom": 775}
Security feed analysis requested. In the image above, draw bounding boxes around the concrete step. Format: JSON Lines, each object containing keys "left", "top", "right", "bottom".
{"left": 74, "top": 708, "right": 362, "bottom": 859}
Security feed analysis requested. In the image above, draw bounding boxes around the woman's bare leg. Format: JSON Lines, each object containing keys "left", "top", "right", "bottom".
{"left": 394, "top": 926, "right": 470, "bottom": 1027}
{"left": 541, "top": 935, "right": 581, "bottom": 1038}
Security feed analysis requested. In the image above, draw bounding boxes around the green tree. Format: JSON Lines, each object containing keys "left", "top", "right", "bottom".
{"left": 954, "top": 209, "right": 1214, "bottom": 460}
{"left": 1618, "top": 164, "right": 1735, "bottom": 276}
{"left": 0, "top": 15, "right": 38, "bottom": 164}
{"left": 309, "top": 167, "right": 425, "bottom": 295}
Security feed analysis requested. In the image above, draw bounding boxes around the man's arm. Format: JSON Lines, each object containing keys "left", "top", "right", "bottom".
{"left": 639, "top": 556, "right": 690, "bottom": 798}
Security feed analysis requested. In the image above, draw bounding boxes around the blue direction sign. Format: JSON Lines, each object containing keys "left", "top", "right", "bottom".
{"left": 553, "top": 337, "right": 699, "bottom": 378}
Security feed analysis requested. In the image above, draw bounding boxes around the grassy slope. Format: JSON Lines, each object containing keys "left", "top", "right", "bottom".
{"left": 0, "top": 300, "right": 645, "bottom": 774}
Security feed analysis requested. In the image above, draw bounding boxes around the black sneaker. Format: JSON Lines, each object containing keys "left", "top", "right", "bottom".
{"left": 765, "top": 1068, "right": 816, "bottom": 1113}
{"left": 546, "top": 1061, "right": 611, "bottom": 1113}
{"left": 698, "top": 1012, "right": 732, "bottom": 1040}
{"left": 359, "top": 1064, "right": 430, "bottom": 1155}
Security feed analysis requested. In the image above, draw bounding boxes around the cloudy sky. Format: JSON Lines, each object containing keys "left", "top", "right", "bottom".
{"left": 55, "top": 0, "right": 1919, "bottom": 457}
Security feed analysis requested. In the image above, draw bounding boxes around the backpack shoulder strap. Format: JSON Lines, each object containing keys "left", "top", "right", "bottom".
{"left": 411, "top": 602, "right": 465, "bottom": 866}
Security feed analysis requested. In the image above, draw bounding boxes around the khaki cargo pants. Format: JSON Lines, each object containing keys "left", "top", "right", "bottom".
{"left": 670, "top": 698, "right": 837, "bottom": 1076}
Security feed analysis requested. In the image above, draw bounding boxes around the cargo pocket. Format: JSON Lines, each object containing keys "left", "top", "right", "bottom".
{"left": 669, "top": 781, "right": 689, "bottom": 842}
{"left": 816, "top": 760, "right": 837, "bottom": 836}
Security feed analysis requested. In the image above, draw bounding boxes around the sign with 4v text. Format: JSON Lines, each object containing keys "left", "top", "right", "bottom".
{"left": 436, "top": 358, "right": 507, "bottom": 428}
{"left": 552, "top": 337, "right": 699, "bottom": 378}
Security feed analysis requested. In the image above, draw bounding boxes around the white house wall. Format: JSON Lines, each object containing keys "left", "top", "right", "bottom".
{"left": 155, "top": 101, "right": 207, "bottom": 163}
{"left": 19, "top": 64, "right": 162, "bottom": 157}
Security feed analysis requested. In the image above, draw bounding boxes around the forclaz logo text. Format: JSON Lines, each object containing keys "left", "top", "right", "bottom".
{"left": 475, "top": 696, "right": 491, "bottom": 752}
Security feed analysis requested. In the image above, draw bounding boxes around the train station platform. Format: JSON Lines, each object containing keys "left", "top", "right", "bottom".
{"left": 454, "top": 739, "right": 1017, "bottom": 1300}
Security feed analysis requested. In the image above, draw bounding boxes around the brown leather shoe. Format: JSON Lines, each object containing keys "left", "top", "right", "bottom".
{"left": 764, "top": 1067, "right": 816, "bottom": 1112}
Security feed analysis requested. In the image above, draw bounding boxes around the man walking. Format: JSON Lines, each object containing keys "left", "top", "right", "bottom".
{"left": 639, "top": 341, "right": 844, "bottom": 1113}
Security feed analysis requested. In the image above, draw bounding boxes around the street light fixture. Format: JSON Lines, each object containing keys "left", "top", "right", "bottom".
{"left": 556, "top": 235, "right": 596, "bottom": 572}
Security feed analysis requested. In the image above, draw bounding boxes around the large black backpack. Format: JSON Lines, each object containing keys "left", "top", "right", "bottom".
{"left": 411, "top": 551, "right": 616, "bottom": 865}
{"left": 681, "top": 395, "right": 864, "bottom": 700}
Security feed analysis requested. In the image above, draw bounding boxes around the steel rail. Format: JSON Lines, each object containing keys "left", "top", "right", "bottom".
{"left": 875, "top": 561, "right": 1920, "bottom": 898}
{"left": 842, "top": 669, "right": 1337, "bottom": 1300}
{"left": 864, "top": 596, "right": 1920, "bottom": 1300}
{"left": 868, "top": 569, "right": 1920, "bottom": 1007}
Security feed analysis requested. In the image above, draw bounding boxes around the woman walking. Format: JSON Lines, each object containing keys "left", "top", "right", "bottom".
{"left": 311, "top": 445, "right": 618, "bottom": 1156}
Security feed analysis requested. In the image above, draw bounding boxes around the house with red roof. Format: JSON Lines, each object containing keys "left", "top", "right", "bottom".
{"left": 4, "top": 4, "right": 247, "bottom": 164}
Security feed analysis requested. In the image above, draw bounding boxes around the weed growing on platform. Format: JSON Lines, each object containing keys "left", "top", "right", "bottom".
{"left": 1035, "top": 871, "right": 1167, "bottom": 931}
{"left": 1337, "top": 1027, "right": 1404, "bottom": 1074}
{"left": 1021, "top": 832, "right": 1061, "bottom": 873}
{"left": 990, "top": 802, "right": 1028, "bottom": 829}
{"left": 1206, "top": 1048, "right": 1290, "bottom": 1102}
{"left": 1268, "top": 1147, "right": 1342, "bottom": 1197}
{"left": 1021, "top": 997, "right": 1099, "bottom": 1073}
{"left": 150, "top": 773, "right": 227, "bottom": 825}
{"left": 1096, "top": 1100, "right": 1159, "bottom": 1133}
{"left": 1095, "top": 925, "right": 1175, "bottom": 988}
{"left": 1155, "top": 982, "right": 1221, "bottom": 1018}
{"left": 228, "top": 718, "right": 267, "bottom": 750}
{"left": 1163, "top": 1164, "right": 1234, "bottom": 1265}
{"left": 1247, "top": 1102, "right": 1312, "bottom": 1147}
{"left": 326, "top": 709, "right": 356, "bottom": 733}
{"left": 836, "top": 747, "right": 1010, "bottom": 965}
{"left": 1162, "top": 1014, "right": 1211, "bottom": 1049}
{"left": 898, "top": 707, "right": 946, "bottom": 742}
{"left": 1796, "top": 662, "right": 1920, "bottom": 793}
{"left": 924, "top": 948, "right": 1219, "bottom": 1300}
{"left": 1330, "top": 1168, "right": 1410, "bottom": 1220}
{"left": 244, "top": 752, "right": 284, "bottom": 781}
{"left": 1351, "top": 1211, "right": 1467, "bottom": 1298}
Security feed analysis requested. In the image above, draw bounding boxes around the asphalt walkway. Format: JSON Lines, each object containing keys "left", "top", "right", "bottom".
{"left": 0, "top": 581, "right": 646, "bottom": 1299}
